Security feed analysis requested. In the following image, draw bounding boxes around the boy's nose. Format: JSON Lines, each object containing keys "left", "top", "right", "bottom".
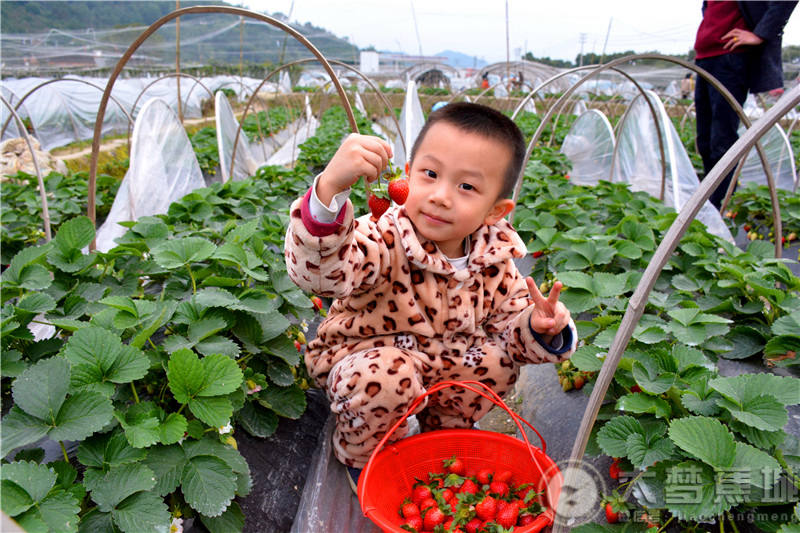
{"left": 429, "top": 185, "right": 451, "bottom": 207}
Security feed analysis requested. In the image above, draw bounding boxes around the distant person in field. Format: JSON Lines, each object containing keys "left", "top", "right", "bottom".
{"left": 681, "top": 73, "right": 694, "bottom": 99}
{"left": 693, "top": 0, "right": 797, "bottom": 209}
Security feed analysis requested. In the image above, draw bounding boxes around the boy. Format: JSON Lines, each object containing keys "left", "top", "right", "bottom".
{"left": 284, "top": 102, "right": 577, "bottom": 493}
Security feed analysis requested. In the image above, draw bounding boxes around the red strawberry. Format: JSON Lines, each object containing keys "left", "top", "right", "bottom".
{"left": 368, "top": 193, "right": 391, "bottom": 219}
{"left": 496, "top": 501, "right": 519, "bottom": 528}
{"left": 532, "top": 250, "right": 544, "bottom": 258}
{"left": 518, "top": 513, "right": 537, "bottom": 526}
{"left": 440, "top": 488, "right": 455, "bottom": 502}
{"left": 388, "top": 177, "right": 410, "bottom": 205}
{"left": 400, "top": 498, "right": 420, "bottom": 518}
{"left": 609, "top": 458, "right": 622, "bottom": 480}
{"left": 489, "top": 481, "right": 509, "bottom": 497}
{"left": 475, "top": 495, "right": 497, "bottom": 521}
{"left": 464, "top": 518, "right": 483, "bottom": 533}
{"left": 573, "top": 375, "right": 586, "bottom": 389}
{"left": 458, "top": 479, "right": 480, "bottom": 495}
{"left": 401, "top": 515, "right": 422, "bottom": 531}
{"left": 605, "top": 503, "right": 620, "bottom": 524}
{"left": 419, "top": 497, "right": 436, "bottom": 512}
{"left": 494, "top": 470, "right": 512, "bottom": 484}
{"left": 476, "top": 467, "right": 493, "bottom": 485}
{"left": 631, "top": 385, "right": 642, "bottom": 393}
{"left": 311, "top": 296, "right": 323, "bottom": 311}
{"left": 423, "top": 506, "right": 445, "bottom": 530}
{"left": 444, "top": 455, "right": 466, "bottom": 477}
{"left": 411, "top": 483, "right": 432, "bottom": 506}
{"left": 294, "top": 340, "right": 302, "bottom": 352}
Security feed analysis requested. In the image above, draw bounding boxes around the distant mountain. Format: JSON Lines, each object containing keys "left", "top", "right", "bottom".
{"left": 436, "top": 50, "right": 488, "bottom": 69}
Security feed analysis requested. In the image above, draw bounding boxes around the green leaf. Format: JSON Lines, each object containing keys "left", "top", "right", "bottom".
{"left": 267, "top": 360, "right": 295, "bottom": 386}
{"left": 710, "top": 374, "right": 800, "bottom": 406}
{"left": 195, "top": 336, "right": 240, "bottom": 358}
{"left": 235, "top": 402, "right": 279, "bottom": 438}
{"left": 48, "top": 389, "right": 114, "bottom": 442}
{"left": 568, "top": 346, "right": 605, "bottom": 372}
{"left": 77, "top": 431, "right": 147, "bottom": 470}
{"left": 152, "top": 237, "right": 216, "bottom": 269}
{"left": 115, "top": 404, "right": 160, "bottom": 448}
{"left": 1, "top": 479, "right": 35, "bottom": 516}
{"left": 717, "top": 395, "right": 788, "bottom": 432}
{"left": 616, "top": 393, "right": 672, "bottom": 419}
{"left": 62, "top": 326, "right": 149, "bottom": 391}
{"left": 15, "top": 490, "right": 80, "bottom": 533}
{"left": 111, "top": 490, "right": 170, "bottom": 533}
{"left": 199, "top": 501, "right": 245, "bottom": 533}
{"left": 1, "top": 460, "right": 56, "bottom": 509}
{"left": 12, "top": 356, "right": 70, "bottom": 420}
{"left": 167, "top": 349, "right": 243, "bottom": 404}
{"left": 189, "top": 397, "right": 234, "bottom": 429}
{"left": 681, "top": 379, "right": 722, "bottom": 416}
{"left": 257, "top": 384, "right": 306, "bottom": 419}
{"left": 626, "top": 433, "right": 675, "bottom": 470}
{"left": 773, "top": 313, "right": 800, "bottom": 337}
{"left": 722, "top": 326, "right": 766, "bottom": 359}
{"left": 731, "top": 442, "right": 781, "bottom": 489}
{"left": 631, "top": 361, "right": 675, "bottom": 395}
{"left": 668, "top": 416, "right": 735, "bottom": 469}
{"left": 142, "top": 445, "right": 185, "bottom": 497}
{"left": 596, "top": 416, "right": 644, "bottom": 458}
{"left": 0, "top": 407, "right": 49, "bottom": 457}
{"left": 53, "top": 216, "right": 96, "bottom": 251}
{"left": 181, "top": 455, "right": 237, "bottom": 517}
{"left": 188, "top": 317, "right": 228, "bottom": 344}
{"left": 15, "top": 292, "right": 57, "bottom": 316}
{"left": 90, "top": 463, "right": 156, "bottom": 512}
{"left": 664, "top": 460, "right": 734, "bottom": 521}
{"left": 156, "top": 413, "right": 186, "bottom": 446}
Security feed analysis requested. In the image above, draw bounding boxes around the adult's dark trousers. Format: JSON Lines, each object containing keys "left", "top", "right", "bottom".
{"left": 695, "top": 54, "right": 750, "bottom": 209}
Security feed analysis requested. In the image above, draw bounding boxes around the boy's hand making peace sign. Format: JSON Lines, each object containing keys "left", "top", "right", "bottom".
{"left": 526, "top": 278, "right": 570, "bottom": 342}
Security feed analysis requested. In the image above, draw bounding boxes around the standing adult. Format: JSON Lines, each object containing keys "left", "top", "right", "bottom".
{"left": 693, "top": 1, "right": 797, "bottom": 209}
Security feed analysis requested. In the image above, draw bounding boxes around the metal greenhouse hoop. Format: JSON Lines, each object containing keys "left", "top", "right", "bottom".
{"left": 509, "top": 54, "right": 783, "bottom": 258}
{"left": 87, "top": 5, "right": 358, "bottom": 250}
{"left": 1, "top": 95, "right": 52, "bottom": 242}
{"left": 550, "top": 82, "right": 800, "bottom": 533}
{"left": 229, "top": 58, "right": 404, "bottom": 181}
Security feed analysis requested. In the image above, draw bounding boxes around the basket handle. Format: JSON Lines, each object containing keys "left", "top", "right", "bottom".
{"left": 360, "top": 379, "right": 548, "bottom": 502}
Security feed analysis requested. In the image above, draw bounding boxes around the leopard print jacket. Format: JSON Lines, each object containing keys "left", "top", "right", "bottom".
{"left": 285, "top": 190, "right": 577, "bottom": 388}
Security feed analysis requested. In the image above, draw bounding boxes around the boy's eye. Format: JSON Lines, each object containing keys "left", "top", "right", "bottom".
{"left": 459, "top": 183, "right": 475, "bottom": 191}
{"left": 424, "top": 170, "right": 437, "bottom": 178}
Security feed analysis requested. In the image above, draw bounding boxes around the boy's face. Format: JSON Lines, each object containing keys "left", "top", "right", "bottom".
{"left": 404, "top": 122, "right": 516, "bottom": 258}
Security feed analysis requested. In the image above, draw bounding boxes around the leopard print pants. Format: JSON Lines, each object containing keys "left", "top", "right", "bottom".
{"left": 326, "top": 342, "right": 519, "bottom": 467}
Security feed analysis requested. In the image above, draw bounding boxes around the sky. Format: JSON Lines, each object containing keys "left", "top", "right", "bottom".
{"left": 241, "top": 0, "right": 800, "bottom": 64}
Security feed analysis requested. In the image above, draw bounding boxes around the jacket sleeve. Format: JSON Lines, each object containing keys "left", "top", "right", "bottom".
{"left": 484, "top": 267, "right": 578, "bottom": 365}
{"left": 284, "top": 189, "right": 386, "bottom": 299}
{"left": 747, "top": 1, "right": 797, "bottom": 40}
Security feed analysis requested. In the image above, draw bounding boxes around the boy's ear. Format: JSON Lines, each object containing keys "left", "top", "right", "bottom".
{"left": 484, "top": 199, "right": 515, "bottom": 225}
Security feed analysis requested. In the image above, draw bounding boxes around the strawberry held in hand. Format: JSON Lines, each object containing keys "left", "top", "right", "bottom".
{"left": 388, "top": 177, "right": 409, "bottom": 205}
{"left": 368, "top": 192, "right": 391, "bottom": 220}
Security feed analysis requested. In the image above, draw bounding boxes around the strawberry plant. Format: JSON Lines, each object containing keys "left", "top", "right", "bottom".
{"left": 515, "top": 165, "right": 800, "bottom": 530}
{"left": 725, "top": 181, "right": 800, "bottom": 252}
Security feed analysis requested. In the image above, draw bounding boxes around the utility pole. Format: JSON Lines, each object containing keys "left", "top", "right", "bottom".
{"left": 579, "top": 32, "right": 587, "bottom": 67}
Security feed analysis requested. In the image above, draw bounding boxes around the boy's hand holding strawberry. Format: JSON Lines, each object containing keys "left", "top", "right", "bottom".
{"left": 526, "top": 279, "right": 570, "bottom": 343}
{"left": 316, "top": 133, "right": 393, "bottom": 207}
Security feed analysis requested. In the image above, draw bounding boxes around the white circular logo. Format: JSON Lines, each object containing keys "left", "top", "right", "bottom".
{"left": 543, "top": 459, "right": 608, "bottom": 529}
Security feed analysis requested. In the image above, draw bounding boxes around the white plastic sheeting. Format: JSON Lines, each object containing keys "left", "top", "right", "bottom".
{"left": 392, "top": 80, "right": 425, "bottom": 170}
{"left": 560, "top": 109, "right": 615, "bottom": 186}
{"left": 737, "top": 123, "right": 798, "bottom": 192}
{"left": 1, "top": 75, "right": 207, "bottom": 151}
{"left": 215, "top": 91, "right": 261, "bottom": 183}
{"left": 95, "top": 98, "right": 206, "bottom": 252}
{"left": 611, "top": 90, "right": 734, "bottom": 242}
{"left": 265, "top": 95, "right": 320, "bottom": 167}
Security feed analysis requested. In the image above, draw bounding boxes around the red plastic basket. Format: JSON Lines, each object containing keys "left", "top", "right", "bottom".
{"left": 358, "top": 380, "right": 562, "bottom": 533}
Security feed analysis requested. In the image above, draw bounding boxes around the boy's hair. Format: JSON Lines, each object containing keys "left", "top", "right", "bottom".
{"left": 409, "top": 102, "right": 526, "bottom": 200}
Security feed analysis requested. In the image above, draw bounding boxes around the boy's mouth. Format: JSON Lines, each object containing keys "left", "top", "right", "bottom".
{"left": 421, "top": 211, "right": 448, "bottom": 224}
